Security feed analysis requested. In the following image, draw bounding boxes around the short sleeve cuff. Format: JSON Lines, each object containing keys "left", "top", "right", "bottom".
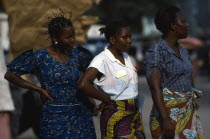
{"left": 88, "top": 55, "right": 105, "bottom": 75}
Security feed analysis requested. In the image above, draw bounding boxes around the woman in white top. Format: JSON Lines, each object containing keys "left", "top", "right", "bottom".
{"left": 79, "top": 20, "right": 145, "bottom": 139}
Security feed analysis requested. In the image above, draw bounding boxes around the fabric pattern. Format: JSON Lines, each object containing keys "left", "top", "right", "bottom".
{"left": 7, "top": 45, "right": 96, "bottom": 139}
{"left": 144, "top": 38, "right": 193, "bottom": 92}
{"left": 150, "top": 88, "right": 204, "bottom": 139}
{"left": 100, "top": 98, "right": 146, "bottom": 139}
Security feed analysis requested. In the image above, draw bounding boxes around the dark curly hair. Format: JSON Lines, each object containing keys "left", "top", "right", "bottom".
{"left": 154, "top": 6, "right": 181, "bottom": 34}
{"left": 44, "top": 9, "right": 73, "bottom": 38}
{"left": 99, "top": 20, "right": 129, "bottom": 43}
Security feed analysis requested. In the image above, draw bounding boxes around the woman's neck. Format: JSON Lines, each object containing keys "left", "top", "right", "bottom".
{"left": 108, "top": 45, "right": 123, "bottom": 57}
{"left": 108, "top": 45, "right": 125, "bottom": 65}
{"left": 162, "top": 34, "right": 181, "bottom": 56}
{"left": 50, "top": 45, "right": 69, "bottom": 55}
{"left": 162, "top": 34, "right": 178, "bottom": 49}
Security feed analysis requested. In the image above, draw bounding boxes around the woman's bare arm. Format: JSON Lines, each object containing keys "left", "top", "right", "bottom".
{"left": 147, "top": 68, "right": 174, "bottom": 137}
{"left": 78, "top": 67, "right": 110, "bottom": 103}
{"left": 4, "top": 71, "right": 53, "bottom": 100}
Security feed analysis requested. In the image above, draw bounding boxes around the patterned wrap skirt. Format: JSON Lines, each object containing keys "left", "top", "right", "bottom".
{"left": 100, "top": 98, "right": 146, "bottom": 139}
{"left": 150, "top": 88, "right": 204, "bottom": 139}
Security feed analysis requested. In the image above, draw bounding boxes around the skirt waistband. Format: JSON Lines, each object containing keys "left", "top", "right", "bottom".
{"left": 112, "top": 97, "right": 138, "bottom": 104}
{"left": 108, "top": 97, "right": 139, "bottom": 112}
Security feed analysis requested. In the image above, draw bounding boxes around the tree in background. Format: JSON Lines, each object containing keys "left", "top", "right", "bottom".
{"left": 85, "top": 0, "right": 177, "bottom": 32}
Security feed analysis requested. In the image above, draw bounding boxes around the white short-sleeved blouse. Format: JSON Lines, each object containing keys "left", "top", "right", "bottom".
{"left": 88, "top": 48, "right": 138, "bottom": 100}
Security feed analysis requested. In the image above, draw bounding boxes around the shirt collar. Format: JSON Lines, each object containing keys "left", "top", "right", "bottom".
{"left": 104, "top": 47, "right": 128, "bottom": 66}
{"left": 69, "top": 43, "right": 81, "bottom": 56}
{"left": 158, "top": 38, "right": 184, "bottom": 55}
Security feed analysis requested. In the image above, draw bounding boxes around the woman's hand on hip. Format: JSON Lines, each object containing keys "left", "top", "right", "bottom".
{"left": 38, "top": 88, "right": 53, "bottom": 102}
{"left": 94, "top": 102, "right": 109, "bottom": 115}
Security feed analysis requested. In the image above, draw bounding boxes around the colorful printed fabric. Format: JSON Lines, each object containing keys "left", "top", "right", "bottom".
{"left": 100, "top": 98, "right": 146, "bottom": 139}
{"left": 150, "top": 88, "right": 204, "bottom": 139}
{"left": 7, "top": 45, "right": 96, "bottom": 139}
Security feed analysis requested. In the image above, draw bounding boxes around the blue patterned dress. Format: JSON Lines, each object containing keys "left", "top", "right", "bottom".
{"left": 7, "top": 45, "right": 96, "bottom": 139}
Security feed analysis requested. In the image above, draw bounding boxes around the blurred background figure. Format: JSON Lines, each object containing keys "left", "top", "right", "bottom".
{"left": 178, "top": 37, "right": 204, "bottom": 50}
{"left": 0, "top": 12, "right": 41, "bottom": 139}
{"left": 179, "top": 37, "right": 205, "bottom": 79}
{"left": 0, "top": 13, "right": 14, "bottom": 139}
{"left": 9, "top": 76, "right": 41, "bottom": 139}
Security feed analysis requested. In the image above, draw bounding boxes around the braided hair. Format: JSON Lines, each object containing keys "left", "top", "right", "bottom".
{"left": 44, "top": 9, "right": 73, "bottom": 39}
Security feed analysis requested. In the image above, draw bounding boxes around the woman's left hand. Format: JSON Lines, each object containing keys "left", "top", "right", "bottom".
{"left": 88, "top": 98, "right": 99, "bottom": 116}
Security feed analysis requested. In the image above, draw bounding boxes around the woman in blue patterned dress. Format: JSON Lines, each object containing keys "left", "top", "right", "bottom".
{"left": 4, "top": 11, "right": 96, "bottom": 138}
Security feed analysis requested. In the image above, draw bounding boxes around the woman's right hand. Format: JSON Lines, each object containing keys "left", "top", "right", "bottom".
{"left": 162, "top": 117, "right": 175, "bottom": 139}
{"left": 38, "top": 88, "right": 53, "bottom": 102}
{"left": 147, "top": 68, "right": 175, "bottom": 138}
{"left": 4, "top": 71, "right": 53, "bottom": 102}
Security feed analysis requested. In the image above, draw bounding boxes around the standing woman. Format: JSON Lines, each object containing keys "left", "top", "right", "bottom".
{"left": 4, "top": 11, "right": 96, "bottom": 138}
{"left": 79, "top": 20, "right": 146, "bottom": 139}
{"left": 144, "top": 6, "right": 204, "bottom": 139}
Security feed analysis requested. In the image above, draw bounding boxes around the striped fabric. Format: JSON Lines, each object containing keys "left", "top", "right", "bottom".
{"left": 100, "top": 98, "right": 146, "bottom": 139}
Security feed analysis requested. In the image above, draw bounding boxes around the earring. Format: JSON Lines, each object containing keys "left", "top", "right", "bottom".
{"left": 55, "top": 41, "right": 58, "bottom": 45}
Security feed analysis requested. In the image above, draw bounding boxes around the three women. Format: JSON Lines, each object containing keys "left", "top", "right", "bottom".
{"left": 5, "top": 6, "right": 204, "bottom": 139}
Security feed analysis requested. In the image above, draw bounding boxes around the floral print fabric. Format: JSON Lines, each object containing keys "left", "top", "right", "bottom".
{"left": 150, "top": 88, "right": 204, "bottom": 139}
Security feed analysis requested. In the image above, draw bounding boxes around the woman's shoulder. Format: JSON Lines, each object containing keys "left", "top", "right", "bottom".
{"left": 33, "top": 48, "right": 49, "bottom": 56}
{"left": 33, "top": 48, "right": 47, "bottom": 54}
{"left": 148, "top": 40, "right": 167, "bottom": 52}
{"left": 144, "top": 43, "right": 168, "bottom": 63}
{"left": 145, "top": 45, "right": 162, "bottom": 58}
{"left": 88, "top": 51, "right": 107, "bottom": 66}
{"left": 94, "top": 50, "right": 107, "bottom": 60}
{"left": 75, "top": 45, "right": 92, "bottom": 55}
{"left": 74, "top": 45, "right": 93, "bottom": 60}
